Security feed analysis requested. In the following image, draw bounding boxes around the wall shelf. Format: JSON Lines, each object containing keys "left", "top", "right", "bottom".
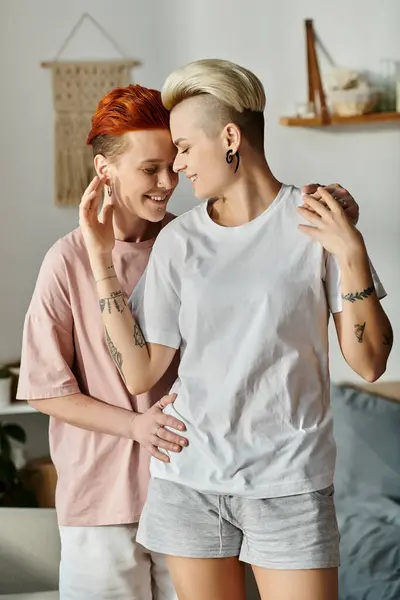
{"left": 280, "top": 111, "right": 400, "bottom": 128}
{"left": 280, "top": 20, "right": 399, "bottom": 129}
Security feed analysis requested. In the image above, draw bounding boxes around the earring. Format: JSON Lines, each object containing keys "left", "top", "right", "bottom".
{"left": 226, "top": 149, "right": 240, "bottom": 174}
{"left": 107, "top": 185, "right": 112, "bottom": 197}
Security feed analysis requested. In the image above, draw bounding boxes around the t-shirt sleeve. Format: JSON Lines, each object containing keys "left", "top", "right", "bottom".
{"left": 324, "top": 252, "right": 387, "bottom": 314}
{"left": 128, "top": 230, "right": 181, "bottom": 350}
{"left": 17, "top": 243, "right": 80, "bottom": 400}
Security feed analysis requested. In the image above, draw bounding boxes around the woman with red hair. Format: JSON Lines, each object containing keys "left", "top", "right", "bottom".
{"left": 17, "top": 84, "right": 186, "bottom": 600}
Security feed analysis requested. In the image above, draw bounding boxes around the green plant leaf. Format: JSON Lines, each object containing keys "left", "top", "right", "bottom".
{"left": 0, "top": 456, "right": 17, "bottom": 484}
{"left": 0, "top": 431, "right": 12, "bottom": 461}
{"left": 3, "top": 424, "right": 26, "bottom": 444}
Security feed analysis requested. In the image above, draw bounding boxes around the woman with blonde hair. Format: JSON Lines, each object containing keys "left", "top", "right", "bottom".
{"left": 80, "top": 60, "right": 391, "bottom": 600}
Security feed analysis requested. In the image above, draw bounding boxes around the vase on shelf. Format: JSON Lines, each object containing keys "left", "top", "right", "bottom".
{"left": 379, "top": 58, "right": 398, "bottom": 112}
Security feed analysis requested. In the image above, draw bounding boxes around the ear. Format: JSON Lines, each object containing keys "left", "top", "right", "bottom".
{"left": 223, "top": 123, "right": 242, "bottom": 153}
{"left": 94, "top": 154, "right": 110, "bottom": 182}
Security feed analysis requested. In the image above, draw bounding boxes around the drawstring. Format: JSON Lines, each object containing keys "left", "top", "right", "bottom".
{"left": 218, "top": 496, "right": 223, "bottom": 556}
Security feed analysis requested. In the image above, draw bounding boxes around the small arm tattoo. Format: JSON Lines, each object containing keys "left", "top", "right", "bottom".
{"left": 342, "top": 286, "right": 375, "bottom": 304}
{"left": 133, "top": 323, "right": 146, "bottom": 348}
{"left": 354, "top": 322, "right": 366, "bottom": 344}
{"left": 342, "top": 285, "right": 375, "bottom": 304}
{"left": 96, "top": 275, "right": 117, "bottom": 284}
{"left": 99, "top": 290, "right": 127, "bottom": 314}
{"left": 105, "top": 327, "right": 125, "bottom": 382}
{"left": 383, "top": 328, "right": 393, "bottom": 347}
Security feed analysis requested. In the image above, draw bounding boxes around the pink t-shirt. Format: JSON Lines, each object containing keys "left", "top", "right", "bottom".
{"left": 17, "top": 218, "right": 178, "bottom": 526}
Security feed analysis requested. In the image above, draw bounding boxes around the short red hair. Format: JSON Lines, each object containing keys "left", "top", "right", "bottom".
{"left": 87, "top": 84, "right": 170, "bottom": 160}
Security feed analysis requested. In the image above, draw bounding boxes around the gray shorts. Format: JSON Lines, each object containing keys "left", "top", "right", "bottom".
{"left": 137, "top": 478, "right": 340, "bottom": 570}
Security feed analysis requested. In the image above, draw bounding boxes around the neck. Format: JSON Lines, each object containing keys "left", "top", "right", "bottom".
{"left": 100, "top": 204, "right": 161, "bottom": 243}
{"left": 211, "top": 155, "right": 282, "bottom": 227}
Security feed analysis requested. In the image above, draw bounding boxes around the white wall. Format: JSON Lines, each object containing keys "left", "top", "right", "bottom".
{"left": 0, "top": 2, "right": 398, "bottom": 597}
{"left": 1, "top": 0, "right": 399, "bottom": 451}
{"left": 1, "top": 0, "right": 399, "bottom": 383}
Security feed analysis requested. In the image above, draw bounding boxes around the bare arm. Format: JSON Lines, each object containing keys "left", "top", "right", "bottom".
{"left": 29, "top": 392, "right": 188, "bottom": 462}
{"left": 29, "top": 392, "right": 137, "bottom": 437}
{"left": 298, "top": 187, "right": 393, "bottom": 382}
{"left": 79, "top": 177, "right": 177, "bottom": 395}
{"left": 332, "top": 249, "right": 392, "bottom": 381}
{"left": 92, "top": 257, "right": 176, "bottom": 395}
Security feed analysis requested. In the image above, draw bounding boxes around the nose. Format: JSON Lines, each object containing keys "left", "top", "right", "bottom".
{"left": 157, "top": 168, "right": 178, "bottom": 191}
{"left": 173, "top": 153, "right": 186, "bottom": 174}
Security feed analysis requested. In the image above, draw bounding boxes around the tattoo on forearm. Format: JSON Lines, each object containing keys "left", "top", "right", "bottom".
{"left": 99, "top": 290, "right": 127, "bottom": 314}
{"left": 354, "top": 322, "right": 366, "bottom": 344}
{"left": 383, "top": 328, "right": 393, "bottom": 347}
{"left": 342, "top": 286, "right": 374, "bottom": 304}
{"left": 96, "top": 275, "right": 117, "bottom": 284}
{"left": 133, "top": 323, "right": 146, "bottom": 348}
{"left": 105, "top": 327, "right": 125, "bottom": 382}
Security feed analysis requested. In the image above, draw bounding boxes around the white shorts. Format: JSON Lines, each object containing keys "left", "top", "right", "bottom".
{"left": 59, "top": 523, "right": 177, "bottom": 600}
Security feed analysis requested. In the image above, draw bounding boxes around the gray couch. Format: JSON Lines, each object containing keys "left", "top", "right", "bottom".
{"left": 0, "top": 508, "right": 59, "bottom": 599}
{"left": 0, "top": 506, "right": 261, "bottom": 599}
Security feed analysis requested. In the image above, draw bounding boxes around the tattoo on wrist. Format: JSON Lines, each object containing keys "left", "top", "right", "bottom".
{"left": 105, "top": 327, "right": 125, "bottom": 382}
{"left": 96, "top": 275, "right": 117, "bottom": 284}
{"left": 99, "top": 290, "right": 127, "bottom": 314}
{"left": 342, "top": 286, "right": 375, "bottom": 304}
{"left": 383, "top": 328, "right": 393, "bottom": 347}
{"left": 354, "top": 322, "right": 366, "bottom": 344}
{"left": 133, "top": 323, "right": 146, "bottom": 348}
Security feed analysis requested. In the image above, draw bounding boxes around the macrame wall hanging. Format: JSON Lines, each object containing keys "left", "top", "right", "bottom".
{"left": 41, "top": 13, "right": 140, "bottom": 206}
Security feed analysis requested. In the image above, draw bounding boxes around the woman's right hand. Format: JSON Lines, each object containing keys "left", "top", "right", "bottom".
{"left": 79, "top": 175, "right": 115, "bottom": 261}
{"left": 131, "top": 394, "right": 188, "bottom": 462}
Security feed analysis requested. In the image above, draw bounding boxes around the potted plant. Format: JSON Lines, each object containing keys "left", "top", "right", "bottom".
{"left": 0, "top": 366, "right": 12, "bottom": 409}
{"left": 0, "top": 421, "right": 38, "bottom": 507}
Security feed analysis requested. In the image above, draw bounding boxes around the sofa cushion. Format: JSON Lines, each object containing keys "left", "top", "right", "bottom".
{"left": 0, "top": 508, "right": 59, "bottom": 595}
{"left": 331, "top": 383, "right": 400, "bottom": 500}
{"left": 331, "top": 384, "right": 400, "bottom": 600}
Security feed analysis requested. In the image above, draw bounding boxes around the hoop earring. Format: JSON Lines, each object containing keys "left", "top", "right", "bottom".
{"left": 107, "top": 185, "right": 112, "bottom": 197}
{"left": 226, "top": 149, "right": 240, "bottom": 174}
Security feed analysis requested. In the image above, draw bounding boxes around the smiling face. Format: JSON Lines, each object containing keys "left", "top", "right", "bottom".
{"left": 170, "top": 97, "right": 237, "bottom": 201}
{"left": 96, "top": 129, "right": 179, "bottom": 222}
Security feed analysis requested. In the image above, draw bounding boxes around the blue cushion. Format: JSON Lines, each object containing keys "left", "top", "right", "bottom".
{"left": 331, "top": 384, "right": 400, "bottom": 501}
{"left": 331, "top": 384, "right": 400, "bottom": 600}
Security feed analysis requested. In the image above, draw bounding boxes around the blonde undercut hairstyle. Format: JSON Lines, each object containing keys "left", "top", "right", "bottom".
{"left": 162, "top": 59, "right": 267, "bottom": 152}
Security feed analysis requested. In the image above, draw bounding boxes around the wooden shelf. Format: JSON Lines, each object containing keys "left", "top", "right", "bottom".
{"left": 280, "top": 111, "right": 400, "bottom": 128}
{"left": 0, "top": 402, "right": 37, "bottom": 416}
{"left": 281, "top": 20, "right": 400, "bottom": 129}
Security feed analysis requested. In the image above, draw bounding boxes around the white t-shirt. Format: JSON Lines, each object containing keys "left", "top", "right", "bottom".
{"left": 131, "top": 184, "right": 386, "bottom": 498}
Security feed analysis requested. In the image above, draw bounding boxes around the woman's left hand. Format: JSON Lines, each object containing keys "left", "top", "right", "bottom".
{"left": 79, "top": 175, "right": 115, "bottom": 261}
{"left": 297, "top": 187, "right": 365, "bottom": 259}
{"left": 301, "top": 183, "right": 359, "bottom": 225}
